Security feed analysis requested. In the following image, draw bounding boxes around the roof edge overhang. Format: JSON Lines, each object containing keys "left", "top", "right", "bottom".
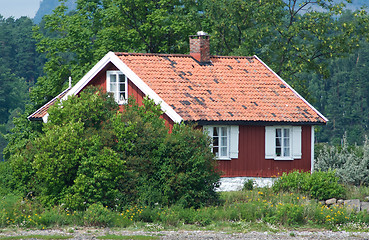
{"left": 253, "top": 55, "right": 329, "bottom": 124}
{"left": 188, "top": 120, "right": 326, "bottom": 126}
{"left": 27, "top": 87, "right": 71, "bottom": 123}
{"left": 63, "top": 51, "right": 183, "bottom": 124}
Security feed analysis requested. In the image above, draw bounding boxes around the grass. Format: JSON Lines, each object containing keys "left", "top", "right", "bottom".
{"left": 344, "top": 185, "right": 369, "bottom": 201}
{"left": 0, "top": 186, "right": 369, "bottom": 232}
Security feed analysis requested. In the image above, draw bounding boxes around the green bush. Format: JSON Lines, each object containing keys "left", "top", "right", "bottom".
{"left": 273, "top": 170, "right": 345, "bottom": 200}
{"left": 83, "top": 203, "right": 117, "bottom": 227}
{"left": 315, "top": 135, "right": 369, "bottom": 186}
{"left": 9, "top": 88, "right": 220, "bottom": 210}
{"left": 273, "top": 203, "right": 304, "bottom": 225}
{"left": 0, "top": 161, "right": 15, "bottom": 196}
{"left": 243, "top": 179, "right": 254, "bottom": 191}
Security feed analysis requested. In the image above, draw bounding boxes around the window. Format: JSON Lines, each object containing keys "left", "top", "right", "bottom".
{"left": 276, "top": 128, "right": 291, "bottom": 157}
{"left": 107, "top": 71, "right": 127, "bottom": 104}
{"left": 265, "top": 126, "right": 301, "bottom": 160}
{"left": 211, "top": 126, "right": 228, "bottom": 158}
{"left": 204, "top": 125, "right": 239, "bottom": 160}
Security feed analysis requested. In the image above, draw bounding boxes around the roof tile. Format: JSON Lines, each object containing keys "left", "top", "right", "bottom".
{"left": 116, "top": 53, "right": 326, "bottom": 123}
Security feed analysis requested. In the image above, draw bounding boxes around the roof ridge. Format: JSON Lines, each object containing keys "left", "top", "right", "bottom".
{"left": 114, "top": 52, "right": 255, "bottom": 59}
{"left": 114, "top": 52, "right": 189, "bottom": 58}
{"left": 211, "top": 55, "right": 254, "bottom": 59}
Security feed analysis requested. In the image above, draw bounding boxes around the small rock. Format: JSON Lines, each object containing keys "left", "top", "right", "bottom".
{"left": 325, "top": 198, "right": 337, "bottom": 205}
{"left": 361, "top": 202, "right": 369, "bottom": 212}
{"left": 365, "top": 196, "right": 369, "bottom": 202}
{"left": 344, "top": 199, "right": 361, "bottom": 212}
{"left": 337, "top": 199, "right": 344, "bottom": 205}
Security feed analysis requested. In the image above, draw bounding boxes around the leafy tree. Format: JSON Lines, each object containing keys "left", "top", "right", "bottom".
{"left": 308, "top": 37, "right": 369, "bottom": 145}
{"left": 0, "top": 15, "right": 43, "bottom": 84}
{"left": 202, "top": 0, "right": 369, "bottom": 95}
{"left": 31, "top": 0, "right": 202, "bottom": 107}
{"left": 0, "top": 15, "right": 44, "bottom": 158}
{"left": 10, "top": 88, "right": 220, "bottom": 209}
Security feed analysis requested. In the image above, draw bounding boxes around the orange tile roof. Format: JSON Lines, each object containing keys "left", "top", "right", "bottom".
{"left": 115, "top": 53, "right": 326, "bottom": 124}
{"left": 28, "top": 88, "right": 70, "bottom": 121}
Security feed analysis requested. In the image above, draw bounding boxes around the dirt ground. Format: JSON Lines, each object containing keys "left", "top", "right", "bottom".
{"left": 2, "top": 228, "right": 369, "bottom": 240}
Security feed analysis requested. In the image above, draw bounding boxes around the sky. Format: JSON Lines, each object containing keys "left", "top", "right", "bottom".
{"left": 0, "top": 0, "right": 40, "bottom": 19}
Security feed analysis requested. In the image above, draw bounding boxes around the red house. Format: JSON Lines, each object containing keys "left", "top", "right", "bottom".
{"left": 29, "top": 32, "right": 327, "bottom": 190}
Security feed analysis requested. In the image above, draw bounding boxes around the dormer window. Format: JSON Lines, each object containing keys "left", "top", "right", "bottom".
{"left": 107, "top": 71, "right": 127, "bottom": 104}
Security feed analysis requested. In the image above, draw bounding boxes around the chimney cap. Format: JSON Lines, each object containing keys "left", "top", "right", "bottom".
{"left": 197, "top": 31, "right": 208, "bottom": 36}
{"left": 190, "top": 31, "right": 210, "bottom": 38}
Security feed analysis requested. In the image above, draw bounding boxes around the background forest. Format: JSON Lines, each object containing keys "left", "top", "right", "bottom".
{"left": 2, "top": 0, "right": 369, "bottom": 160}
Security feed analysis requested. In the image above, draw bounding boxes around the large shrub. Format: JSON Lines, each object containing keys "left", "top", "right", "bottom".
{"left": 273, "top": 170, "right": 345, "bottom": 200}
{"left": 9, "top": 87, "right": 220, "bottom": 209}
{"left": 315, "top": 135, "right": 369, "bottom": 186}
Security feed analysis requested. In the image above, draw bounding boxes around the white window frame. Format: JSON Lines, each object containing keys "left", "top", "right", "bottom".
{"left": 275, "top": 127, "right": 292, "bottom": 160}
{"left": 265, "top": 126, "right": 302, "bottom": 160}
{"left": 204, "top": 125, "right": 239, "bottom": 160}
{"left": 106, "top": 71, "right": 127, "bottom": 105}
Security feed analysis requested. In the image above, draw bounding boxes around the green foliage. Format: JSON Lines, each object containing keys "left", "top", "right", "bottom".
{"left": 243, "top": 179, "right": 255, "bottom": 191}
{"left": 83, "top": 203, "right": 117, "bottom": 227}
{"left": 309, "top": 39, "right": 369, "bottom": 144}
{"left": 273, "top": 170, "right": 345, "bottom": 200}
{"left": 1, "top": 187, "right": 369, "bottom": 230}
{"left": 272, "top": 203, "right": 304, "bottom": 226}
{"left": 30, "top": 0, "right": 369, "bottom": 111}
{"left": 0, "top": 161, "right": 15, "bottom": 196}
{"left": 202, "top": 0, "right": 369, "bottom": 96}
{"left": 315, "top": 135, "right": 369, "bottom": 186}
{"left": 10, "top": 89, "right": 220, "bottom": 209}
{"left": 153, "top": 124, "right": 220, "bottom": 208}
{"left": 31, "top": 0, "right": 201, "bottom": 107}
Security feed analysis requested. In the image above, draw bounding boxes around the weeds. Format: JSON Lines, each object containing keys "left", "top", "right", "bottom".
{"left": 0, "top": 186, "right": 368, "bottom": 231}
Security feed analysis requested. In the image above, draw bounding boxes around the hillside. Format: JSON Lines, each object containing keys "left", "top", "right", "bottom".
{"left": 33, "top": 0, "right": 76, "bottom": 24}
{"left": 32, "top": 0, "right": 366, "bottom": 25}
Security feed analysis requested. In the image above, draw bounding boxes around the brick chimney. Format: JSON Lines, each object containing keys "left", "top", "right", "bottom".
{"left": 189, "top": 31, "right": 210, "bottom": 63}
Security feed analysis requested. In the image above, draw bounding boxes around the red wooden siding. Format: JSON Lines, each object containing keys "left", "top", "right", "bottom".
{"left": 85, "top": 64, "right": 174, "bottom": 131}
{"left": 217, "top": 125, "right": 311, "bottom": 177}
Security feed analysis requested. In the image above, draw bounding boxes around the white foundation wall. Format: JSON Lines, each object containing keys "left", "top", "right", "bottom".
{"left": 217, "top": 177, "right": 277, "bottom": 191}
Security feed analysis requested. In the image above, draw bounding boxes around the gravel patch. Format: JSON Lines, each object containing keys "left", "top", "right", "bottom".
{"left": 1, "top": 228, "right": 369, "bottom": 240}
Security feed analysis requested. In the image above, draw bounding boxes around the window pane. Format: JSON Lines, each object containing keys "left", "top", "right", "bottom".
{"left": 284, "top": 147, "right": 290, "bottom": 157}
{"left": 110, "top": 82, "right": 116, "bottom": 91}
{"left": 214, "top": 147, "right": 219, "bottom": 157}
{"left": 213, "top": 127, "right": 219, "bottom": 136}
{"left": 276, "top": 138, "right": 281, "bottom": 147}
{"left": 284, "top": 129, "right": 290, "bottom": 138}
{"left": 120, "top": 82, "right": 126, "bottom": 92}
{"left": 221, "top": 147, "right": 227, "bottom": 157}
{"left": 213, "top": 136, "right": 219, "bottom": 147}
{"left": 276, "top": 147, "right": 281, "bottom": 156}
{"left": 119, "top": 74, "right": 125, "bottom": 83}
{"left": 221, "top": 136, "right": 227, "bottom": 146}
{"left": 110, "top": 74, "right": 117, "bottom": 83}
{"left": 284, "top": 137, "right": 290, "bottom": 147}
{"left": 276, "top": 129, "right": 281, "bottom": 137}
{"left": 221, "top": 127, "right": 227, "bottom": 136}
